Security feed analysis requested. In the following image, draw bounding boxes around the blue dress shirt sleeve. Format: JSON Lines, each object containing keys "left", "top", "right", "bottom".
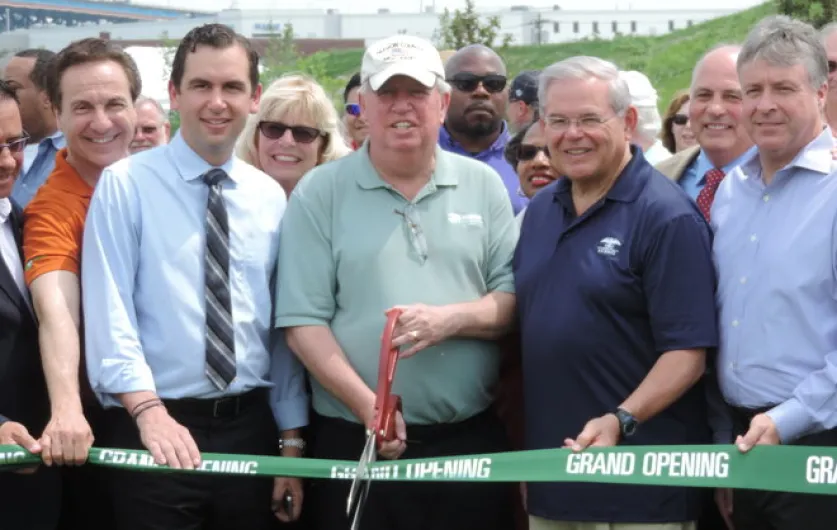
{"left": 269, "top": 328, "right": 309, "bottom": 430}
{"left": 766, "top": 352, "right": 837, "bottom": 442}
{"left": 82, "top": 168, "right": 156, "bottom": 401}
{"left": 642, "top": 213, "right": 719, "bottom": 352}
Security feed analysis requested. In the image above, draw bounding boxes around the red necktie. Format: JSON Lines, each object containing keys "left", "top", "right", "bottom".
{"left": 696, "top": 168, "right": 725, "bottom": 222}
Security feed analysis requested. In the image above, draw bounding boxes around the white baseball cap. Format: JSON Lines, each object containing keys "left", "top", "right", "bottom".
{"left": 619, "top": 70, "right": 658, "bottom": 109}
{"left": 361, "top": 35, "right": 445, "bottom": 91}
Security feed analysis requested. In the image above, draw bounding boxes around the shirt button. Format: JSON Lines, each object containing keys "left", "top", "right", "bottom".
{"left": 763, "top": 194, "right": 770, "bottom": 202}
{"left": 732, "top": 320, "right": 739, "bottom": 327}
{"left": 750, "top": 234, "right": 758, "bottom": 242}
{"left": 740, "top": 277, "right": 747, "bottom": 284}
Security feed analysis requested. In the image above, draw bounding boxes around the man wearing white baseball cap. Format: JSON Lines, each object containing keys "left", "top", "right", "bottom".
{"left": 275, "top": 34, "right": 518, "bottom": 530}
{"left": 620, "top": 70, "right": 672, "bottom": 165}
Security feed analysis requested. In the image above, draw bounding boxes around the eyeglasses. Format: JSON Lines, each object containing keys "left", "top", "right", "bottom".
{"left": 257, "top": 121, "right": 324, "bottom": 144}
{"left": 517, "top": 144, "right": 549, "bottom": 161}
{"left": 345, "top": 103, "right": 361, "bottom": 117}
{"left": 393, "top": 205, "right": 427, "bottom": 265}
{"left": 672, "top": 114, "right": 689, "bottom": 126}
{"left": 446, "top": 73, "right": 507, "bottom": 94}
{"left": 0, "top": 133, "right": 29, "bottom": 154}
{"left": 544, "top": 114, "right": 619, "bottom": 133}
{"left": 829, "top": 60, "right": 837, "bottom": 73}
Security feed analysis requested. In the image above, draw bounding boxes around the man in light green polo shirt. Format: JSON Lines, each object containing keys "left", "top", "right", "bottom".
{"left": 275, "top": 34, "right": 517, "bottom": 530}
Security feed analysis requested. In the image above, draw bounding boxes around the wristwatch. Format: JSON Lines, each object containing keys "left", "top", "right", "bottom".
{"left": 278, "top": 437, "right": 306, "bottom": 453}
{"left": 614, "top": 408, "right": 639, "bottom": 438}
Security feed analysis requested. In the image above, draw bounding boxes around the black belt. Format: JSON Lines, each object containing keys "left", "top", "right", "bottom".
{"left": 729, "top": 404, "right": 776, "bottom": 426}
{"left": 162, "top": 388, "right": 267, "bottom": 420}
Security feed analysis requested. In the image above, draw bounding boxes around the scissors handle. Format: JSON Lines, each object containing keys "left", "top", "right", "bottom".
{"left": 374, "top": 308, "right": 402, "bottom": 447}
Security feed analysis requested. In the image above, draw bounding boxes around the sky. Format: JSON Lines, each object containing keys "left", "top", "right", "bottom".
{"left": 133, "top": 0, "right": 766, "bottom": 15}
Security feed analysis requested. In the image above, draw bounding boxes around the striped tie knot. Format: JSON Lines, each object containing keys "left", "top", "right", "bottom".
{"left": 203, "top": 168, "right": 228, "bottom": 187}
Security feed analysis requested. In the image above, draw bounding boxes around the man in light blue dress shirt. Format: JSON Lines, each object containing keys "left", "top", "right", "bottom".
{"left": 712, "top": 16, "right": 837, "bottom": 530}
{"left": 4, "top": 49, "right": 65, "bottom": 207}
{"left": 81, "top": 24, "right": 308, "bottom": 529}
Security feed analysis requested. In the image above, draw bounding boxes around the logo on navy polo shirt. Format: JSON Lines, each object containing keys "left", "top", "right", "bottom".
{"left": 596, "top": 237, "right": 622, "bottom": 257}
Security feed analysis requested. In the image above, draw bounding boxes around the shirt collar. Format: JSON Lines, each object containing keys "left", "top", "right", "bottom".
{"left": 44, "top": 130, "right": 66, "bottom": 150}
{"left": 169, "top": 131, "right": 237, "bottom": 183}
{"left": 353, "top": 142, "right": 458, "bottom": 190}
{"left": 553, "top": 144, "right": 649, "bottom": 204}
{"left": 739, "top": 127, "right": 834, "bottom": 179}
{"left": 51, "top": 148, "right": 93, "bottom": 198}
{"left": 0, "top": 198, "right": 9, "bottom": 223}
{"left": 695, "top": 145, "right": 758, "bottom": 183}
{"left": 438, "top": 121, "right": 511, "bottom": 156}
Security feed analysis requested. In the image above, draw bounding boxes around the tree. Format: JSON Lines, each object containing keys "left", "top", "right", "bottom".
{"left": 437, "top": 0, "right": 514, "bottom": 50}
{"left": 159, "top": 31, "right": 180, "bottom": 133}
{"left": 262, "top": 21, "right": 298, "bottom": 74}
{"left": 776, "top": 0, "right": 837, "bottom": 28}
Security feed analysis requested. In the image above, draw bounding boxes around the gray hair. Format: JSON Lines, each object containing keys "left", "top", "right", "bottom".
{"left": 738, "top": 15, "right": 828, "bottom": 90}
{"left": 135, "top": 95, "right": 169, "bottom": 123}
{"left": 360, "top": 76, "right": 451, "bottom": 95}
{"left": 538, "top": 56, "right": 631, "bottom": 116}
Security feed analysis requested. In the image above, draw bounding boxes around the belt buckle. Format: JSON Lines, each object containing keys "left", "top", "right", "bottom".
{"left": 212, "top": 395, "right": 240, "bottom": 418}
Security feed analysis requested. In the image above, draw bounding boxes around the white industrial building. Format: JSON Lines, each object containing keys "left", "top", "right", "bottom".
{"left": 0, "top": 5, "right": 740, "bottom": 51}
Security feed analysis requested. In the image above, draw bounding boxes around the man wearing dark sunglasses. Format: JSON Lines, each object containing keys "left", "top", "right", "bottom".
{"left": 440, "top": 45, "right": 526, "bottom": 214}
{"left": 820, "top": 23, "right": 837, "bottom": 134}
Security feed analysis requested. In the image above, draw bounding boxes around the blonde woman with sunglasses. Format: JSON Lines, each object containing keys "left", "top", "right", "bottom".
{"left": 237, "top": 74, "right": 351, "bottom": 197}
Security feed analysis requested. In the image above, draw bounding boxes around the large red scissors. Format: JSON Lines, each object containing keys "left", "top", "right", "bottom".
{"left": 346, "top": 308, "right": 403, "bottom": 530}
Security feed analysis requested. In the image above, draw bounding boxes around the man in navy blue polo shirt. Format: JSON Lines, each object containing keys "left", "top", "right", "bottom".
{"left": 515, "top": 56, "right": 718, "bottom": 530}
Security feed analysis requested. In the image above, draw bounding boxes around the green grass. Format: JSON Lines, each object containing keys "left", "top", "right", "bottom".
{"left": 312, "top": 1, "right": 776, "bottom": 111}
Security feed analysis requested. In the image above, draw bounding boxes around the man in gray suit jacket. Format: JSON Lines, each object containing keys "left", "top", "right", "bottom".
{"left": 655, "top": 45, "right": 754, "bottom": 206}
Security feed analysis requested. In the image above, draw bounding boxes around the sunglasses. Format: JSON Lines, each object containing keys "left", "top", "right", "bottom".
{"left": 447, "top": 74, "right": 507, "bottom": 94}
{"left": 258, "top": 121, "right": 323, "bottom": 144}
{"left": 672, "top": 114, "right": 689, "bottom": 126}
{"left": 517, "top": 144, "right": 549, "bottom": 161}
{"left": 345, "top": 103, "right": 361, "bottom": 116}
{"left": 829, "top": 60, "right": 837, "bottom": 74}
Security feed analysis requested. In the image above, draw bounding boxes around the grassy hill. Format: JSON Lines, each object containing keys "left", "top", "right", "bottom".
{"left": 312, "top": 1, "right": 776, "bottom": 111}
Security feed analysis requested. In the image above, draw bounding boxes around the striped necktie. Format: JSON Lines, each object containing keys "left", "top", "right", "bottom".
{"left": 202, "top": 168, "right": 236, "bottom": 390}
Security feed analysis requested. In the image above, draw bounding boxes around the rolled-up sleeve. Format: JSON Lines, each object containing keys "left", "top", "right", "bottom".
{"left": 483, "top": 169, "right": 517, "bottom": 294}
{"left": 275, "top": 170, "right": 337, "bottom": 328}
{"left": 81, "top": 167, "right": 154, "bottom": 403}
{"left": 269, "top": 328, "right": 309, "bottom": 430}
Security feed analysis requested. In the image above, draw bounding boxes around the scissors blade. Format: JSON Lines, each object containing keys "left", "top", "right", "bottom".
{"left": 347, "top": 433, "right": 377, "bottom": 528}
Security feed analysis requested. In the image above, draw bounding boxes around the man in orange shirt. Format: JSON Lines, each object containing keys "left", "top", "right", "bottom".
{"left": 22, "top": 37, "right": 139, "bottom": 530}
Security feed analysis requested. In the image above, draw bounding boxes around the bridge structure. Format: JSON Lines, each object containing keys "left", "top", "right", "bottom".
{"left": 0, "top": 0, "right": 212, "bottom": 32}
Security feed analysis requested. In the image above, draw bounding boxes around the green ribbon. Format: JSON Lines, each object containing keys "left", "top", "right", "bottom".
{"left": 3, "top": 444, "right": 837, "bottom": 495}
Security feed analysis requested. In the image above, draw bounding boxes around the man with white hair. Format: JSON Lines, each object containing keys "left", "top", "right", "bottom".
{"left": 515, "top": 55, "right": 717, "bottom": 530}
{"left": 620, "top": 70, "right": 671, "bottom": 164}
{"left": 275, "top": 34, "right": 518, "bottom": 530}
{"left": 129, "top": 95, "right": 170, "bottom": 153}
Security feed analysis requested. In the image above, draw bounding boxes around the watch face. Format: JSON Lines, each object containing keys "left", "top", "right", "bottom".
{"left": 617, "top": 410, "right": 637, "bottom": 437}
